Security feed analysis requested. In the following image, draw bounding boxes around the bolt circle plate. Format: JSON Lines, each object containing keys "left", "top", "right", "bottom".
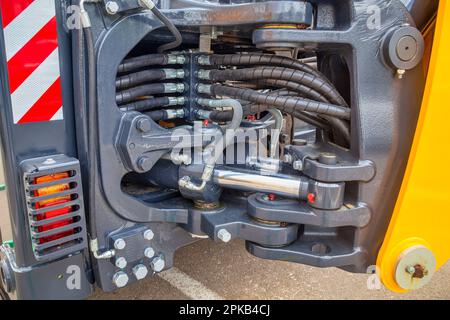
{"left": 395, "top": 245, "right": 436, "bottom": 290}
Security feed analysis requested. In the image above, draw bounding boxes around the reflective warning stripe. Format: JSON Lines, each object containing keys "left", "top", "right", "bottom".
{"left": 0, "top": 0, "right": 64, "bottom": 123}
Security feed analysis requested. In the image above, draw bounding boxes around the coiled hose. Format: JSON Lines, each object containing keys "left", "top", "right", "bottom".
{"left": 206, "top": 67, "right": 348, "bottom": 107}
{"left": 203, "top": 53, "right": 324, "bottom": 79}
{"left": 206, "top": 84, "right": 350, "bottom": 120}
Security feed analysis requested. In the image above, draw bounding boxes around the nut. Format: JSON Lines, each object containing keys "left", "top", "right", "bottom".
{"left": 132, "top": 264, "right": 148, "bottom": 280}
{"left": 137, "top": 156, "right": 153, "bottom": 172}
{"left": 217, "top": 228, "right": 231, "bottom": 243}
{"left": 115, "top": 257, "right": 127, "bottom": 269}
{"left": 112, "top": 271, "right": 129, "bottom": 288}
{"left": 150, "top": 256, "right": 165, "bottom": 272}
{"left": 292, "top": 160, "right": 303, "bottom": 171}
{"left": 136, "top": 117, "right": 152, "bottom": 133}
{"left": 105, "top": 1, "right": 119, "bottom": 15}
{"left": 143, "top": 229, "right": 154, "bottom": 241}
{"left": 114, "top": 238, "right": 126, "bottom": 250}
{"left": 144, "top": 247, "right": 155, "bottom": 259}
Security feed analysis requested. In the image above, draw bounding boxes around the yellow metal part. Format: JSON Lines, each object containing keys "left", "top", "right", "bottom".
{"left": 377, "top": 0, "right": 450, "bottom": 293}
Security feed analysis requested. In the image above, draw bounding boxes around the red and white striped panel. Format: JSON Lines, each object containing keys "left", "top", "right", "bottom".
{"left": 0, "top": 0, "right": 63, "bottom": 124}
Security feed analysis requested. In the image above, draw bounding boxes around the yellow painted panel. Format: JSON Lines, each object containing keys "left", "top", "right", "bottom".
{"left": 377, "top": 0, "right": 450, "bottom": 292}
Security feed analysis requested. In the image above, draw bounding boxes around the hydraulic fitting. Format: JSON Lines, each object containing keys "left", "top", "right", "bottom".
{"left": 196, "top": 69, "right": 211, "bottom": 80}
{"left": 163, "top": 83, "right": 185, "bottom": 94}
{"left": 197, "top": 55, "right": 212, "bottom": 65}
{"left": 167, "top": 54, "right": 186, "bottom": 65}
{"left": 168, "top": 96, "right": 186, "bottom": 106}
{"left": 163, "top": 69, "right": 185, "bottom": 79}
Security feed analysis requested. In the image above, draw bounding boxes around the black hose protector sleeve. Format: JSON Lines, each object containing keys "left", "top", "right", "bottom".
{"left": 209, "top": 67, "right": 347, "bottom": 106}
{"left": 258, "top": 79, "right": 329, "bottom": 102}
{"left": 116, "top": 69, "right": 166, "bottom": 90}
{"left": 118, "top": 54, "right": 169, "bottom": 73}
{"left": 210, "top": 85, "right": 351, "bottom": 120}
{"left": 293, "top": 111, "right": 331, "bottom": 130}
{"left": 151, "top": 6, "right": 183, "bottom": 53}
{"left": 120, "top": 97, "right": 171, "bottom": 112}
{"left": 209, "top": 54, "right": 323, "bottom": 79}
{"left": 209, "top": 67, "right": 347, "bottom": 107}
{"left": 116, "top": 83, "right": 166, "bottom": 104}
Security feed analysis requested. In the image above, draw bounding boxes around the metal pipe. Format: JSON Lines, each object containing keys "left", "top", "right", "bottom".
{"left": 213, "top": 168, "right": 308, "bottom": 199}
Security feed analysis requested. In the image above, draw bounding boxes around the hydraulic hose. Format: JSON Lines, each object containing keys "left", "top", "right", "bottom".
{"left": 116, "top": 82, "right": 184, "bottom": 104}
{"left": 202, "top": 67, "right": 348, "bottom": 107}
{"left": 199, "top": 53, "right": 324, "bottom": 79}
{"left": 118, "top": 54, "right": 172, "bottom": 73}
{"left": 120, "top": 96, "right": 185, "bottom": 112}
{"left": 146, "top": 109, "right": 185, "bottom": 121}
{"left": 201, "top": 84, "right": 351, "bottom": 120}
{"left": 116, "top": 68, "right": 184, "bottom": 90}
{"left": 139, "top": 0, "right": 183, "bottom": 53}
{"left": 79, "top": 0, "right": 99, "bottom": 239}
{"left": 257, "top": 79, "right": 329, "bottom": 102}
{"left": 179, "top": 99, "right": 243, "bottom": 192}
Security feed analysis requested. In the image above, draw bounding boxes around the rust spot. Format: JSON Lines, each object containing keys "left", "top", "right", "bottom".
{"left": 412, "top": 264, "right": 427, "bottom": 279}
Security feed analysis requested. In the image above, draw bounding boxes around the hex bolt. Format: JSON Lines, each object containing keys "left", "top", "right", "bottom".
{"left": 150, "top": 256, "right": 165, "bottom": 273}
{"left": 405, "top": 265, "right": 416, "bottom": 275}
{"left": 397, "top": 69, "right": 406, "bottom": 79}
{"left": 105, "top": 1, "right": 119, "bottom": 15}
{"left": 217, "top": 228, "right": 232, "bottom": 243}
{"left": 144, "top": 247, "right": 155, "bottom": 259}
{"left": 115, "top": 257, "right": 127, "bottom": 269}
{"left": 318, "top": 152, "right": 338, "bottom": 165}
{"left": 112, "top": 271, "right": 129, "bottom": 288}
{"left": 143, "top": 229, "right": 154, "bottom": 241}
{"left": 136, "top": 117, "right": 152, "bottom": 133}
{"left": 292, "top": 160, "right": 303, "bottom": 171}
{"left": 114, "top": 238, "right": 126, "bottom": 250}
{"left": 132, "top": 264, "right": 148, "bottom": 280}
{"left": 283, "top": 154, "right": 293, "bottom": 164}
{"left": 137, "top": 156, "right": 153, "bottom": 172}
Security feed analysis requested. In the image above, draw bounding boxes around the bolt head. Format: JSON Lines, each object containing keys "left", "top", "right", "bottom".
{"left": 105, "top": 1, "right": 120, "bottom": 15}
{"left": 112, "top": 271, "right": 129, "bottom": 288}
{"left": 132, "top": 264, "right": 148, "bottom": 280}
{"left": 136, "top": 117, "right": 152, "bottom": 133}
{"left": 143, "top": 229, "right": 154, "bottom": 241}
{"left": 217, "top": 228, "right": 232, "bottom": 243}
{"left": 137, "top": 156, "right": 153, "bottom": 172}
{"left": 115, "top": 257, "right": 127, "bottom": 269}
{"left": 292, "top": 160, "right": 303, "bottom": 171}
{"left": 144, "top": 247, "right": 155, "bottom": 258}
{"left": 318, "top": 152, "right": 337, "bottom": 165}
{"left": 150, "top": 256, "right": 165, "bottom": 272}
{"left": 114, "top": 238, "right": 126, "bottom": 250}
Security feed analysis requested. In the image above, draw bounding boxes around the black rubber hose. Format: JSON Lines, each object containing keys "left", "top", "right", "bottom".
{"left": 150, "top": 6, "right": 183, "bottom": 53}
{"left": 209, "top": 85, "right": 351, "bottom": 120}
{"left": 120, "top": 97, "right": 172, "bottom": 112}
{"left": 116, "top": 83, "right": 166, "bottom": 104}
{"left": 257, "top": 79, "right": 329, "bottom": 102}
{"left": 116, "top": 69, "right": 166, "bottom": 90}
{"left": 84, "top": 26, "right": 98, "bottom": 239}
{"left": 208, "top": 67, "right": 348, "bottom": 107}
{"left": 258, "top": 81, "right": 350, "bottom": 144}
{"left": 146, "top": 109, "right": 178, "bottom": 121}
{"left": 208, "top": 54, "right": 324, "bottom": 79}
{"left": 118, "top": 54, "right": 169, "bottom": 74}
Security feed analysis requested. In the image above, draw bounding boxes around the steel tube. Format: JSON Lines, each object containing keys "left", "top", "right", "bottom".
{"left": 213, "top": 168, "right": 307, "bottom": 199}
